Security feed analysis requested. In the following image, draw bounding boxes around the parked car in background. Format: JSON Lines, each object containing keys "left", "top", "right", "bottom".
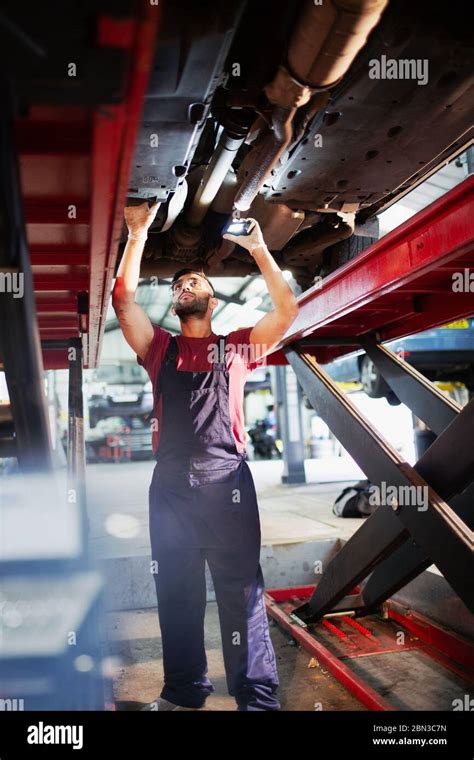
{"left": 324, "top": 319, "right": 474, "bottom": 404}
{"left": 85, "top": 415, "right": 154, "bottom": 463}
{"left": 87, "top": 364, "right": 153, "bottom": 428}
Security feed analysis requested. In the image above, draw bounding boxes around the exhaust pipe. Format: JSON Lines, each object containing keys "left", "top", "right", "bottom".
{"left": 233, "top": 0, "right": 388, "bottom": 213}
{"left": 185, "top": 129, "right": 245, "bottom": 228}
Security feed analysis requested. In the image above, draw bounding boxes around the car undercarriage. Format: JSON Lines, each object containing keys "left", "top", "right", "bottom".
{"left": 124, "top": 0, "right": 474, "bottom": 289}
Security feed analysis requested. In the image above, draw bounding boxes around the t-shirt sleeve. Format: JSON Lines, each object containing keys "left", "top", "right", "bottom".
{"left": 226, "top": 327, "right": 267, "bottom": 372}
{"left": 137, "top": 324, "right": 170, "bottom": 382}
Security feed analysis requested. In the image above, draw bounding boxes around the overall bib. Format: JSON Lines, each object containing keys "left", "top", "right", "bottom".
{"left": 148, "top": 335, "right": 279, "bottom": 710}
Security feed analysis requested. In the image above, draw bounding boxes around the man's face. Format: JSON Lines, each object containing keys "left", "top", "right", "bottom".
{"left": 171, "top": 274, "right": 214, "bottom": 318}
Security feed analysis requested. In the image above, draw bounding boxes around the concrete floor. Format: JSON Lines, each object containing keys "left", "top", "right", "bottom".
{"left": 106, "top": 605, "right": 365, "bottom": 712}
{"left": 89, "top": 458, "right": 368, "bottom": 710}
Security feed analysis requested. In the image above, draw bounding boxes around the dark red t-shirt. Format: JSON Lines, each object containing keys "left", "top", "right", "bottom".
{"left": 137, "top": 325, "right": 264, "bottom": 455}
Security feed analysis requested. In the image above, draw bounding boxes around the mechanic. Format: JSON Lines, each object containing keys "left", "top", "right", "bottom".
{"left": 112, "top": 201, "right": 299, "bottom": 711}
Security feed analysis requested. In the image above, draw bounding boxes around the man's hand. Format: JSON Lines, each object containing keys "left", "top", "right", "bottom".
{"left": 112, "top": 201, "right": 160, "bottom": 360}
{"left": 222, "top": 216, "right": 299, "bottom": 361}
{"left": 222, "top": 217, "right": 265, "bottom": 255}
{"left": 124, "top": 200, "right": 160, "bottom": 238}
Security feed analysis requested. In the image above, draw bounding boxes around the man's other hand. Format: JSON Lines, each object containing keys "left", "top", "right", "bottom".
{"left": 223, "top": 217, "right": 266, "bottom": 255}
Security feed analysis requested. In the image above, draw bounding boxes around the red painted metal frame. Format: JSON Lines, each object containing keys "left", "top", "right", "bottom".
{"left": 384, "top": 601, "right": 474, "bottom": 671}
{"left": 267, "top": 584, "right": 361, "bottom": 602}
{"left": 16, "top": 3, "right": 159, "bottom": 370}
{"left": 86, "top": 9, "right": 159, "bottom": 369}
{"left": 265, "top": 587, "right": 474, "bottom": 710}
{"left": 264, "top": 592, "right": 395, "bottom": 711}
{"left": 267, "top": 176, "right": 474, "bottom": 365}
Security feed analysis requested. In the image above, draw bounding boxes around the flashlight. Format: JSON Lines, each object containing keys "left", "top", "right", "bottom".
{"left": 224, "top": 218, "right": 255, "bottom": 236}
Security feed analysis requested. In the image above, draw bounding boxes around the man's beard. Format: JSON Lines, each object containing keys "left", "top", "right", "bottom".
{"left": 174, "top": 292, "right": 210, "bottom": 319}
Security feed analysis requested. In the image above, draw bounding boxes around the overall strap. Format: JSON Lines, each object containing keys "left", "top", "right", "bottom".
{"left": 163, "top": 335, "right": 179, "bottom": 365}
{"left": 155, "top": 336, "right": 178, "bottom": 401}
{"left": 213, "top": 335, "right": 227, "bottom": 371}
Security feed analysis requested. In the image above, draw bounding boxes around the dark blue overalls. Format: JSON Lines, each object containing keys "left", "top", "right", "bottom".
{"left": 148, "top": 335, "right": 279, "bottom": 710}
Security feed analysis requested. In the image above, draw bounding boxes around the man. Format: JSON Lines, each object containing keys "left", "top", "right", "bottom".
{"left": 112, "top": 201, "right": 298, "bottom": 711}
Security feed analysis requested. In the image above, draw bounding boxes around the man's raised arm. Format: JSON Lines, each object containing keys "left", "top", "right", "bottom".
{"left": 223, "top": 218, "right": 299, "bottom": 361}
{"left": 112, "top": 201, "right": 159, "bottom": 360}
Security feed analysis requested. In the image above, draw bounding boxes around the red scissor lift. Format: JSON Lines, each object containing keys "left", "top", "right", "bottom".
{"left": 265, "top": 175, "right": 474, "bottom": 709}
{"left": 0, "top": 1, "right": 472, "bottom": 710}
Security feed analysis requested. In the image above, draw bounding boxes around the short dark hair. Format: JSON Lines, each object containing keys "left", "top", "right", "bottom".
{"left": 171, "top": 268, "right": 215, "bottom": 295}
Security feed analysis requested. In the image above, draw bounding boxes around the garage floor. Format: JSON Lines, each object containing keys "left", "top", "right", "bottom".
{"left": 91, "top": 459, "right": 464, "bottom": 711}
{"left": 91, "top": 458, "right": 369, "bottom": 710}
{"left": 105, "top": 605, "right": 366, "bottom": 711}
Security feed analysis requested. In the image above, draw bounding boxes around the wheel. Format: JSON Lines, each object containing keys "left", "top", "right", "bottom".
{"left": 360, "top": 356, "right": 401, "bottom": 404}
{"left": 360, "top": 355, "right": 391, "bottom": 399}
{"left": 319, "top": 233, "right": 378, "bottom": 277}
{"left": 386, "top": 390, "right": 401, "bottom": 406}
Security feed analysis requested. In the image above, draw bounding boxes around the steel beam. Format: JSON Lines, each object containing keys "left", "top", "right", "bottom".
{"left": 285, "top": 347, "right": 474, "bottom": 621}
{"left": 361, "top": 494, "right": 472, "bottom": 610}
{"left": 276, "top": 365, "right": 306, "bottom": 484}
{"left": 87, "top": 5, "right": 159, "bottom": 368}
{"left": 0, "top": 78, "right": 53, "bottom": 472}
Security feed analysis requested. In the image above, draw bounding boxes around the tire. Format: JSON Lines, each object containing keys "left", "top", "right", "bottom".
{"left": 386, "top": 391, "right": 401, "bottom": 406}
{"left": 360, "top": 356, "right": 401, "bottom": 404}
{"left": 319, "top": 234, "right": 378, "bottom": 277}
{"left": 360, "top": 355, "right": 391, "bottom": 399}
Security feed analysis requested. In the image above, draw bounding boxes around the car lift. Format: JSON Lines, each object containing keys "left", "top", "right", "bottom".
{"left": 0, "top": 1, "right": 158, "bottom": 710}
{"left": 0, "top": 1, "right": 158, "bottom": 477}
{"left": 264, "top": 174, "right": 474, "bottom": 709}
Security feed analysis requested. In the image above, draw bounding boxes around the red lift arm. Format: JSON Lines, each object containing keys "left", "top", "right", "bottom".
{"left": 15, "top": 4, "right": 159, "bottom": 371}
{"left": 268, "top": 174, "right": 474, "bottom": 365}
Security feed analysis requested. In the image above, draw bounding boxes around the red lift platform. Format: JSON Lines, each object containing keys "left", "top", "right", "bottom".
{"left": 264, "top": 174, "right": 474, "bottom": 710}
{"left": 19, "top": 9, "right": 158, "bottom": 371}
{"left": 265, "top": 586, "right": 474, "bottom": 711}
{"left": 270, "top": 173, "right": 474, "bottom": 365}
{"left": 0, "top": 1, "right": 159, "bottom": 472}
